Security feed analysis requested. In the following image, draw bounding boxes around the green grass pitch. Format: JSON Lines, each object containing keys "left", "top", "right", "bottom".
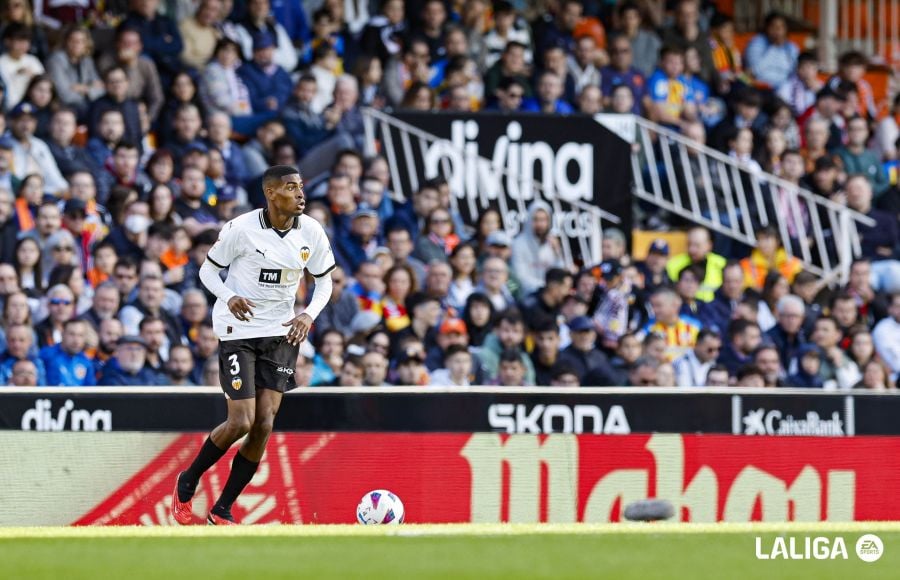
{"left": 1, "top": 522, "right": 898, "bottom": 580}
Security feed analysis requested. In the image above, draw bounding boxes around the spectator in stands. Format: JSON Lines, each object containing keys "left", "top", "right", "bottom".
{"left": 873, "top": 293, "right": 900, "bottom": 382}
{"left": 674, "top": 265, "right": 712, "bottom": 328}
{"left": 0, "top": 323, "right": 46, "bottom": 385}
{"left": 744, "top": 11, "right": 798, "bottom": 90}
{"left": 856, "top": 359, "right": 895, "bottom": 390}
{"left": 661, "top": 0, "right": 713, "bottom": 83}
{"left": 511, "top": 201, "right": 565, "bottom": 296}
{"left": 98, "top": 334, "right": 163, "bottom": 385}
{"left": 627, "top": 356, "right": 659, "bottom": 386}
{"left": 846, "top": 175, "right": 900, "bottom": 293}
{"left": 178, "top": 0, "right": 223, "bottom": 72}
{"left": 520, "top": 268, "right": 573, "bottom": 327}
{"left": 599, "top": 35, "right": 644, "bottom": 115}
{"left": 118, "top": 274, "right": 183, "bottom": 346}
{"left": 666, "top": 226, "right": 725, "bottom": 302}
{"left": 424, "top": 317, "right": 469, "bottom": 371}
{"left": 739, "top": 226, "right": 803, "bottom": 292}
{"left": 35, "top": 283, "right": 75, "bottom": 348}
{"left": 476, "top": 255, "right": 515, "bottom": 312}
{"left": 47, "top": 109, "right": 96, "bottom": 179}
{"left": 165, "top": 343, "right": 196, "bottom": 386}
{"left": 79, "top": 281, "right": 119, "bottom": 331}
{"left": 46, "top": 25, "right": 103, "bottom": 118}
{"left": 0, "top": 23, "right": 44, "bottom": 108}
{"left": 89, "top": 67, "right": 142, "bottom": 148}
{"left": 558, "top": 315, "right": 618, "bottom": 385}
{"left": 139, "top": 315, "right": 168, "bottom": 374}
{"left": 9, "top": 103, "right": 66, "bottom": 195}
{"left": 483, "top": 41, "right": 531, "bottom": 102}
{"left": 122, "top": 0, "right": 184, "bottom": 82}
{"left": 718, "top": 319, "right": 762, "bottom": 378}
{"left": 530, "top": 317, "right": 562, "bottom": 386}
{"left": 478, "top": 307, "right": 534, "bottom": 384}
{"left": 766, "top": 294, "right": 809, "bottom": 371}
{"left": 704, "top": 364, "right": 730, "bottom": 387}
{"left": 616, "top": 2, "right": 660, "bottom": 78}
{"left": 98, "top": 26, "right": 165, "bottom": 124}
{"left": 785, "top": 343, "right": 826, "bottom": 388}
{"left": 235, "top": 0, "right": 298, "bottom": 74}
{"left": 238, "top": 32, "right": 293, "bottom": 123}
{"left": 647, "top": 45, "right": 696, "bottom": 129}
{"left": 462, "top": 292, "right": 494, "bottom": 348}
{"left": 837, "top": 117, "right": 889, "bottom": 199}
{"left": 811, "top": 315, "right": 862, "bottom": 389}
{"left": 802, "top": 86, "right": 847, "bottom": 154}
{"left": 776, "top": 50, "right": 821, "bottom": 117}
{"left": 673, "top": 327, "right": 721, "bottom": 387}
{"left": 710, "top": 88, "right": 765, "bottom": 153}
{"left": 0, "top": 290, "right": 31, "bottom": 350}
{"left": 39, "top": 318, "right": 93, "bottom": 385}
{"left": 492, "top": 347, "right": 527, "bottom": 387}
{"left": 642, "top": 287, "right": 700, "bottom": 361}
{"left": 394, "top": 348, "right": 429, "bottom": 386}
{"left": 736, "top": 364, "right": 767, "bottom": 388}
{"left": 828, "top": 51, "right": 876, "bottom": 120}
{"left": 9, "top": 358, "right": 38, "bottom": 386}
{"left": 429, "top": 343, "right": 473, "bottom": 387}
{"left": 874, "top": 93, "right": 900, "bottom": 161}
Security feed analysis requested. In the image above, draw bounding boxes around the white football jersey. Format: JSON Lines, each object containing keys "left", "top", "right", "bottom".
{"left": 206, "top": 209, "right": 335, "bottom": 341}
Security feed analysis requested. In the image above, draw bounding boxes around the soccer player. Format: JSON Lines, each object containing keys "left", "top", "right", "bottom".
{"left": 171, "top": 165, "right": 335, "bottom": 525}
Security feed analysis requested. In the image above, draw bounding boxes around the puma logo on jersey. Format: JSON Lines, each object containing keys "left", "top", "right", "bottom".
{"left": 255, "top": 248, "right": 267, "bottom": 259}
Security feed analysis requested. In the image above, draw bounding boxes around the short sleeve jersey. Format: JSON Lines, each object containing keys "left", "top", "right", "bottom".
{"left": 206, "top": 209, "right": 336, "bottom": 341}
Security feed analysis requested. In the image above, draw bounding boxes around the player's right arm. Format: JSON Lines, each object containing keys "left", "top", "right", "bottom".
{"left": 200, "top": 220, "right": 257, "bottom": 322}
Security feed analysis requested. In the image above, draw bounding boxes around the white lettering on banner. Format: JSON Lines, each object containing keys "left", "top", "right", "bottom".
{"left": 487, "top": 403, "right": 630, "bottom": 434}
{"left": 742, "top": 408, "right": 845, "bottom": 436}
{"left": 755, "top": 537, "right": 849, "bottom": 560}
{"left": 20, "top": 399, "right": 111, "bottom": 432}
{"left": 460, "top": 433, "right": 857, "bottom": 523}
{"left": 421, "top": 120, "right": 596, "bottom": 241}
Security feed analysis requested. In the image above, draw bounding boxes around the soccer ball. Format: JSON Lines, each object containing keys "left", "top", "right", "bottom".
{"left": 356, "top": 489, "right": 405, "bottom": 525}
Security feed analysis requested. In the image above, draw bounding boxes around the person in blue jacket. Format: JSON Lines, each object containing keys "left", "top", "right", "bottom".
{"left": 98, "top": 335, "right": 166, "bottom": 386}
{"left": 39, "top": 319, "right": 95, "bottom": 386}
{"left": 237, "top": 32, "right": 292, "bottom": 133}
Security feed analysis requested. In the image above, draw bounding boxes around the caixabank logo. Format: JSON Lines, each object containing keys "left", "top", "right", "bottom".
{"left": 755, "top": 533, "right": 883, "bottom": 562}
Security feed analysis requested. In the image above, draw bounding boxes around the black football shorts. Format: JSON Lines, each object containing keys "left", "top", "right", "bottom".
{"left": 218, "top": 336, "right": 299, "bottom": 400}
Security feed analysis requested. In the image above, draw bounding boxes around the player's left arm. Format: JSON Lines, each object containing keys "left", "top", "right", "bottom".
{"left": 283, "top": 225, "right": 336, "bottom": 346}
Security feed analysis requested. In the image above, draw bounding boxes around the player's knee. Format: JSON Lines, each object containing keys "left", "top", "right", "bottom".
{"left": 227, "top": 414, "right": 254, "bottom": 436}
{"left": 253, "top": 413, "right": 276, "bottom": 436}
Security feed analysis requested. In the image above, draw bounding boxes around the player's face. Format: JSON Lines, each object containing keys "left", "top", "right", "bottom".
{"left": 269, "top": 174, "right": 305, "bottom": 217}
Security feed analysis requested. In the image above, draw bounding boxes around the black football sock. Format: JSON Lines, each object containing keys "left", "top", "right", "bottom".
{"left": 179, "top": 437, "right": 228, "bottom": 502}
{"left": 211, "top": 451, "right": 260, "bottom": 519}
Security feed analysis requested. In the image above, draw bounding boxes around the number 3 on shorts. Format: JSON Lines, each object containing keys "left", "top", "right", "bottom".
{"left": 228, "top": 353, "right": 240, "bottom": 375}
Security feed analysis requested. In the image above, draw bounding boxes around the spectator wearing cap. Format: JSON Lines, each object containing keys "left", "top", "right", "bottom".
{"left": 836, "top": 116, "right": 889, "bottom": 199}
{"left": 666, "top": 226, "right": 726, "bottom": 303}
{"left": 0, "top": 23, "right": 44, "bottom": 109}
{"left": 672, "top": 327, "right": 721, "bottom": 387}
{"left": 558, "top": 315, "right": 619, "bottom": 385}
{"left": 600, "top": 34, "right": 645, "bottom": 115}
{"left": 635, "top": 238, "right": 672, "bottom": 295}
{"left": 592, "top": 259, "right": 632, "bottom": 348}
{"left": 235, "top": 0, "right": 298, "bottom": 75}
{"left": 238, "top": 32, "right": 293, "bottom": 122}
{"left": 744, "top": 11, "right": 799, "bottom": 90}
{"left": 9, "top": 102, "right": 67, "bottom": 195}
{"left": 122, "top": 0, "right": 184, "bottom": 83}
{"left": 88, "top": 67, "right": 143, "bottom": 149}
{"left": 0, "top": 323, "right": 47, "bottom": 385}
{"left": 39, "top": 318, "right": 94, "bottom": 386}
{"left": 511, "top": 201, "right": 565, "bottom": 297}
{"left": 425, "top": 317, "right": 473, "bottom": 371}
{"left": 334, "top": 208, "right": 381, "bottom": 274}
{"left": 98, "top": 334, "right": 166, "bottom": 385}
{"left": 519, "top": 267, "right": 573, "bottom": 329}
{"left": 97, "top": 26, "right": 165, "bottom": 124}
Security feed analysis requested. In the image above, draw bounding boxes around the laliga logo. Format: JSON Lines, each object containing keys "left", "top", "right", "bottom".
{"left": 755, "top": 534, "right": 883, "bottom": 562}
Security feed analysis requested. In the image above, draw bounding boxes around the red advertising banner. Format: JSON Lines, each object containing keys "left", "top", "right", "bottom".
{"left": 70, "top": 433, "right": 900, "bottom": 526}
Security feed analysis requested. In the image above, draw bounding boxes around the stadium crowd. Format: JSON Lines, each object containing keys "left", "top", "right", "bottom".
{"left": 0, "top": 0, "right": 898, "bottom": 389}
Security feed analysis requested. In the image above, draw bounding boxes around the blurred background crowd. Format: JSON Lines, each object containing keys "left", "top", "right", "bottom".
{"left": 0, "top": 0, "right": 898, "bottom": 389}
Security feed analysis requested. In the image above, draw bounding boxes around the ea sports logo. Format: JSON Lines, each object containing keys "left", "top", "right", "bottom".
{"left": 856, "top": 534, "right": 884, "bottom": 563}
{"left": 231, "top": 377, "right": 243, "bottom": 390}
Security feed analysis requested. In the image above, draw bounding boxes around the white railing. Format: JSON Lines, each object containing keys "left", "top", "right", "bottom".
{"left": 601, "top": 115, "right": 875, "bottom": 285}
{"left": 362, "top": 108, "right": 621, "bottom": 268}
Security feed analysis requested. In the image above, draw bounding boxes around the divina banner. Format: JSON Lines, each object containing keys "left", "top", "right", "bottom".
{"left": 2, "top": 432, "right": 898, "bottom": 525}
{"left": 380, "top": 111, "right": 633, "bottom": 266}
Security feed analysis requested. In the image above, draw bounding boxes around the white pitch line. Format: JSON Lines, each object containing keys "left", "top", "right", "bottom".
{"left": 3, "top": 522, "right": 900, "bottom": 540}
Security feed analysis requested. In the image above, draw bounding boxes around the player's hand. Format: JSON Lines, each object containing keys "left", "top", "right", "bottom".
{"left": 227, "top": 296, "right": 256, "bottom": 322}
{"left": 283, "top": 313, "right": 314, "bottom": 345}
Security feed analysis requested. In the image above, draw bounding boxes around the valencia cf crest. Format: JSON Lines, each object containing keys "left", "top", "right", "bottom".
{"left": 300, "top": 246, "right": 311, "bottom": 262}
{"left": 231, "top": 377, "right": 242, "bottom": 390}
